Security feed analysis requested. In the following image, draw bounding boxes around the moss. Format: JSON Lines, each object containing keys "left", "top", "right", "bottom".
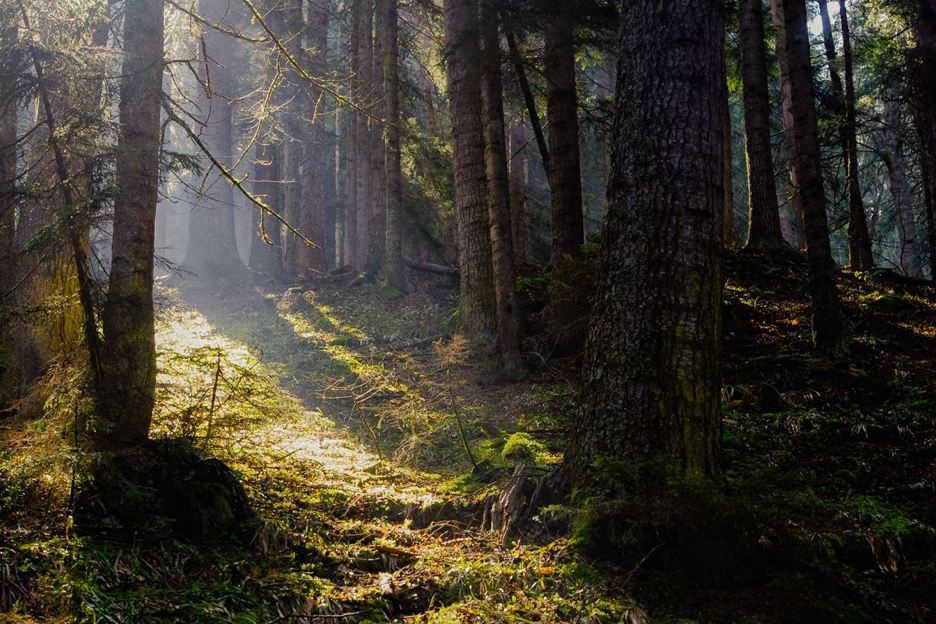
{"left": 378, "top": 283, "right": 406, "bottom": 301}
{"left": 500, "top": 432, "right": 546, "bottom": 465}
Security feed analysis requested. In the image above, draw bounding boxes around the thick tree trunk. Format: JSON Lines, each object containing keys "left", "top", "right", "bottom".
{"left": 773, "top": 3, "right": 806, "bottom": 252}
{"left": 909, "top": 0, "right": 936, "bottom": 279}
{"left": 739, "top": 0, "right": 784, "bottom": 248}
{"left": 772, "top": 0, "right": 845, "bottom": 355}
{"left": 379, "top": 0, "right": 406, "bottom": 290}
{"left": 363, "top": 0, "right": 387, "bottom": 279}
{"left": 545, "top": 18, "right": 585, "bottom": 267}
{"left": 101, "top": 0, "right": 164, "bottom": 445}
{"left": 508, "top": 122, "right": 529, "bottom": 267}
{"left": 544, "top": 16, "right": 585, "bottom": 351}
{"left": 444, "top": 0, "right": 497, "bottom": 344}
{"left": 183, "top": 0, "right": 246, "bottom": 282}
{"left": 480, "top": 2, "right": 522, "bottom": 368}
{"left": 297, "top": 0, "right": 330, "bottom": 277}
{"left": 563, "top": 0, "right": 725, "bottom": 487}
{"left": 883, "top": 92, "right": 922, "bottom": 277}
{"left": 839, "top": 0, "right": 874, "bottom": 271}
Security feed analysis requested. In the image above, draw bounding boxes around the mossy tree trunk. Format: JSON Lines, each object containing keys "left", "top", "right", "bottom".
{"left": 101, "top": 0, "right": 164, "bottom": 445}
{"left": 563, "top": 0, "right": 725, "bottom": 487}
{"left": 772, "top": 0, "right": 845, "bottom": 355}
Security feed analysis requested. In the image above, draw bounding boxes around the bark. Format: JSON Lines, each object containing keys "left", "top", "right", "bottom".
{"left": 739, "top": 0, "right": 784, "bottom": 248}
{"left": 297, "top": 0, "right": 330, "bottom": 277}
{"left": 363, "top": 0, "right": 388, "bottom": 279}
{"left": 101, "top": 0, "right": 164, "bottom": 445}
{"left": 281, "top": 0, "right": 304, "bottom": 278}
{"left": 839, "top": 0, "right": 874, "bottom": 271}
{"left": 772, "top": 0, "right": 845, "bottom": 355}
{"left": 544, "top": 15, "right": 586, "bottom": 352}
{"left": 183, "top": 0, "right": 246, "bottom": 282}
{"left": 723, "top": 75, "right": 735, "bottom": 248}
{"left": 773, "top": 0, "right": 806, "bottom": 252}
{"left": 882, "top": 91, "right": 922, "bottom": 277}
{"left": 444, "top": 0, "right": 497, "bottom": 344}
{"left": 0, "top": 24, "right": 16, "bottom": 297}
{"left": 545, "top": 17, "right": 585, "bottom": 268}
{"left": 249, "top": 141, "right": 284, "bottom": 277}
{"left": 353, "top": 0, "right": 374, "bottom": 274}
{"left": 379, "top": 0, "right": 406, "bottom": 290}
{"left": 563, "top": 0, "right": 725, "bottom": 486}
{"left": 480, "top": 2, "right": 522, "bottom": 367}
{"left": 909, "top": 0, "right": 936, "bottom": 279}
{"left": 508, "top": 122, "right": 529, "bottom": 267}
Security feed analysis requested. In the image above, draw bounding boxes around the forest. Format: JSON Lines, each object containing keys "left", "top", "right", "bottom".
{"left": 1, "top": 0, "right": 935, "bottom": 621}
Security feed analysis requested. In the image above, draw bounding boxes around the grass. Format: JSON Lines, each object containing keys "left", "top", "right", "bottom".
{"left": 2, "top": 257, "right": 936, "bottom": 621}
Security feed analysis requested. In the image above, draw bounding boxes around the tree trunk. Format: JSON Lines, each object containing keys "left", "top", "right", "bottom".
{"left": 443, "top": 0, "right": 497, "bottom": 344}
{"left": 353, "top": 0, "right": 374, "bottom": 274}
{"left": 723, "top": 74, "right": 735, "bottom": 249}
{"left": 563, "top": 0, "right": 725, "bottom": 486}
{"left": 772, "top": 0, "right": 845, "bottom": 355}
{"left": 909, "top": 0, "right": 936, "bottom": 280}
{"left": 509, "top": 121, "right": 529, "bottom": 267}
{"left": 0, "top": 23, "right": 16, "bottom": 297}
{"left": 297, "top": 0, "right": 330, "bottom": 277}
{"left": 363, "top": 0, "right": 387, "bottom": 279}
{"left": 281, "top": 0, "right": 304, "bottom": 279}
{"left": 545, "top": 18, "right": 584, "bottom": 267}
{"left": 379, "top": 0, "right": 406, "bottom": 290}
{"left": 839, "top": 0, "right": 874, "bottom": 271}
{"left": 773, "top": 1, "right": 806, "bottom": 252}
{"left": 480, "top": 2, "right": 522, "bottom": 368}
{"left": 739, "top": 0, "right": 784, "bottom": 248}
{"left": 250, "top": 141, "right": 284, "bottom": 278}
{"left": 183, "top": 0, "right": 246, "bottom": 282}
{"left": 882, "top": 91, "right": 923, "bottom": 277}
{"left": 101, "top": 0, "right": 164, "bottom": 445}
{"left": 544, "top": 16, "right": 585, "bottom": 352}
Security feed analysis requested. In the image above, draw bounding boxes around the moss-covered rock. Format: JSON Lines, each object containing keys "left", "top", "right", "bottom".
{"left": 76, "top": 439, "right": 256, "bottom": 542}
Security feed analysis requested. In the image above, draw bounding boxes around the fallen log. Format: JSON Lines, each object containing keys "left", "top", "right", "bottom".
{"left": 403, "top": 258, "right": 459, "bottom": 277}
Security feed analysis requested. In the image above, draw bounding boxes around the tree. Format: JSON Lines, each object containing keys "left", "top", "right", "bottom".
{"left": 563, "top": 0, "right": 725, "bottom": 486}
{"left": 444, "top": 0, "right": 497, "bottom": 344}
{"left": 100, "top": 0, "right": 165, "bottom": 444}
{"left": 182, "top": 0, "right": 247, "bottom": 283}
{"left": 882, "top": 88, "right": 923, "bottom": 277}
{"left": 480, "top": 1, "right": 522, "bottom": 368}
{"left": 297, "top": 0, "right": 330, "bottom": 277}
{"left": 0, "top": 19, "right": 16, "bottom": 297}
{"left": 908, "top": 0, "right": 936, "bottom": 280}
{"left": 839, "top": 0, "right": 875, "bottom": 271}
{"left": 772, "top": 0, "right": 845, "bottom": 354}
{"left": 739, "top": 0, "right": 785, "bottom": 248}
{"left": 378, "top": 0, "right": 405, "bottom": 290}
{"left": 508, "top": 121, "right": 529, "bottom": 267}
{"left": 545, "top": 14, "right": 586, "bottom": 350}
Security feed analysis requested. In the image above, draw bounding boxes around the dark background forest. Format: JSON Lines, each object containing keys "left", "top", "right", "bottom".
{"left": 1, "top": 0, "right": 936, "bottom": 621}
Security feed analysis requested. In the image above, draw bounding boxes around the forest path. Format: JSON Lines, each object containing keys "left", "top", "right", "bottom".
{"left": 146, "top": 280, "right": 616, "bottom": 622}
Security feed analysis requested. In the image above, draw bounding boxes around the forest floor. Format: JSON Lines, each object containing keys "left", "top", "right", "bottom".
{"left": 2, "top": 253, "right": 936, "bottom": 623}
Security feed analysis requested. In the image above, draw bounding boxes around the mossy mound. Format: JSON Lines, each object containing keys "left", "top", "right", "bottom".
{"left": 76, "top": 439, "right": 256, "bottom": 542}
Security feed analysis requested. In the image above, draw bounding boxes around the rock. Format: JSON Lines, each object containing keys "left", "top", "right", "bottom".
{"left": 76, "top": 439, "right": 256, "bottom": 543}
